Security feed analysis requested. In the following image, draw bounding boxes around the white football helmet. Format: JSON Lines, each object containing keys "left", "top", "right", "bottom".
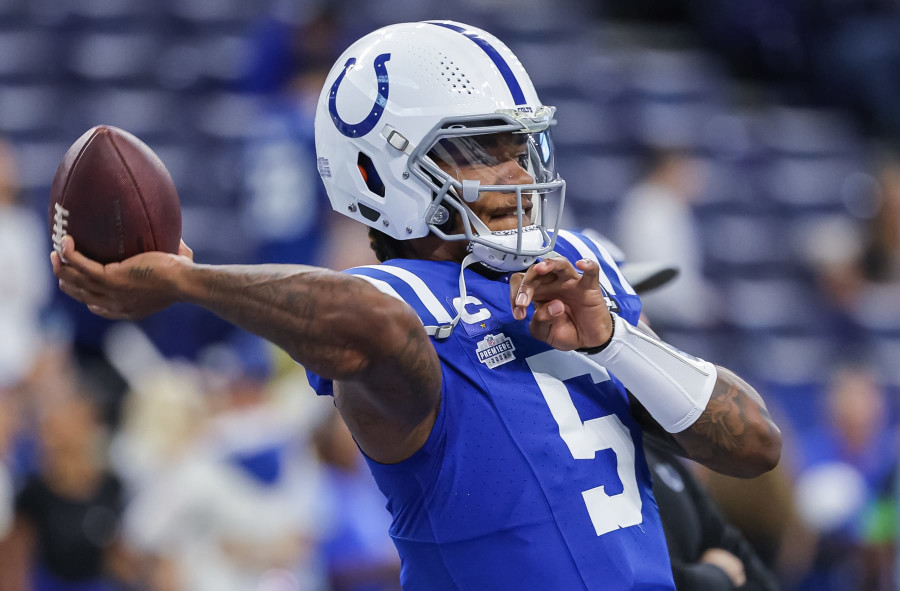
{"left": 314, "top": 20, "right": 566, "bottom": 271}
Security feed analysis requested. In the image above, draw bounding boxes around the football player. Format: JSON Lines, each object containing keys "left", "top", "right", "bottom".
{"left": 53, "top": 21, "right": 781, "bottom": 590}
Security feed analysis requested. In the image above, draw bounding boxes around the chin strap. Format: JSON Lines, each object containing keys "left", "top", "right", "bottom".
{"left": 422, "top": 253, "right": 480, "bottom": 340}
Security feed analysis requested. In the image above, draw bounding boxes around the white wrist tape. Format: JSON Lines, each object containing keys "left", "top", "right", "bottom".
{"left": 585, "top": 313, "right": 717, "bottom": 433}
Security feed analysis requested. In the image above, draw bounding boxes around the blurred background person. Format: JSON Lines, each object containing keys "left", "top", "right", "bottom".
{"left": 645, "top": 434, "right": 779, "bottom": 591}
{"left": 122, "top": 332, "right": 328, "bottom": 591}
{"left": 0, "top": 139, "right": 51, "bottom": 396}
{"left": 803, "top": 156, "right": 900, "bottom": 336}
{"left": 240, "top": 5, "right": 376, "bottom": 272}
{"left": 627, "top": 264, "right": 779, "bottom": 591}
{"left": 616, "top": 148, "right": 721, "bottom": 329}
{"left": 792, "top": 365, "right": 896, "bottom": 591}
{"left": 0, "top": 389, "right": 22, "bottom": 564}
{"left": 312, "top": 409, "right": 400, "bottom": 591}
{"left": 0, "top": 391, "right": 132, "bottom": 591}
{"left": 240, "top": 7, "right": 344, "bottom": 269}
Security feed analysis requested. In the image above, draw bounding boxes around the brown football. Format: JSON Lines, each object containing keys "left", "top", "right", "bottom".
{"left": 49, "top": 125, "right": 182, "bottom": 264}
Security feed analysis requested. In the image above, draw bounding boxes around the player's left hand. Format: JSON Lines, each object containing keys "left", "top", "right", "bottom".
{"left": 51, "top": 235, "right": 194, "bottom": 320}
{"left": 510, "top": 257, "right": 612, "bottom": 351}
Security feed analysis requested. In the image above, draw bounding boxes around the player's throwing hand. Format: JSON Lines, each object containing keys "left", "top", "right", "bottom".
{"left": 51, "top": 235, "right": 193, "bottom": 320}
{"left": 510, "top": 257, "right": 613, "bottom": 351}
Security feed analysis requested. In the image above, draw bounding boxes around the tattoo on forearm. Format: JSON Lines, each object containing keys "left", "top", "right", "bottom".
{"left": 195, "top": 265, "right": 437, "bottom": 387}
{"left": 688, "top": 381, "right": 746, "bottom": 454}
{"left": 675, "top": 367, "right": 780, "bottom": 475}
{"left": 129, "top": 266, "right": 153, "bottom": 279}
{"left": 201, "top": 266, "right": 337, "bottom": 354}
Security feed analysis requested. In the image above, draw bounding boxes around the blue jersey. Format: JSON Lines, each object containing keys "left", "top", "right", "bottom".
{"left": 308, "top": 230, "right": 675, "bottom": 590}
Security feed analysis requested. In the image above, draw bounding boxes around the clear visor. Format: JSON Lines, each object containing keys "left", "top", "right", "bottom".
{"left": 428, "top": 129, "right": 557, "bottom": 187}
{"left": 409, "top": 112, "right": 566, "bottom": 262}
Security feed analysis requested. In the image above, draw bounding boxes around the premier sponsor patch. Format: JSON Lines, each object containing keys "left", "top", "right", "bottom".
{"left": 475, "top": 333, "right": 516, "bottom": 369}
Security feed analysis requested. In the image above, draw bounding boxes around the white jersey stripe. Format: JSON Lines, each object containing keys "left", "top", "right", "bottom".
{"left": 557, "top": 230, "right": 615, "bottom": 293}
{"left": 354, "top": 274, "right": 405, "bottom": 302}
{"left": 589, "top": 239, "right": 637, "bottom": 296}
{"left": 358, "top": 265, "right": 454, "bottom": 323}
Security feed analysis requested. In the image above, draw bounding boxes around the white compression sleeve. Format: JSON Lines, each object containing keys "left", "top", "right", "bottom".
{"left": 584, "top": 313, "right": 717, "bottom": 433}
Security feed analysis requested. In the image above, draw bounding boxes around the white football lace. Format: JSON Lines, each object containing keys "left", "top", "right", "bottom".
{"left": 52, "top": 203, "right": 70, "bottom": 257}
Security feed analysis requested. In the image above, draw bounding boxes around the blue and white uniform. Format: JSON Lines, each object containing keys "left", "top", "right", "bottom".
{"left": 308, "top": 231, "right": 675, "bottom": 590}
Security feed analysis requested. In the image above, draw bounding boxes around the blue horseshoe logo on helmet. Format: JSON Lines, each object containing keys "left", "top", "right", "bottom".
{"left": 328, "top": 53, "right": 391, "bottom": 138}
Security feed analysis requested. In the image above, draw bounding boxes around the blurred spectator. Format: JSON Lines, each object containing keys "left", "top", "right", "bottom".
{"left": 804, "top": 157, "right": 900, "bottom": 333}
{"left": 855, "top": 459, "right": 896, "bottom": 591}
{"left": 792, "top": 365, "right": 897, "bottom": 590}
{"left": 123, "top": 334, "right": 327, "bottom": 591}
{"left": 645, "top": 435, "right": 779, "bottom": 590}
{"left": 0, "top": 392, "right": 20, "bottom": 541}
{"left": 616, "top": 148, "right": 720, "bottom": 328}
{"left": 0, "top": 394, "right": 131, "bottom": 591}
{"left": 861, "top": 160, "right": 900, "bottom": 285}
{"left": 626, "top": 265, "right": 778, "bottom": 590}
{"left": 312, "top": 409, "right": 400, "bottom": 591}
{"left": 0, "top": 140, "right": 51, "bottom": 392}
{"left": 241, "top": 9, "right": 343, "bottom": 268}
{"left": 701, "top": 451, "right": 817, "bottom": 588}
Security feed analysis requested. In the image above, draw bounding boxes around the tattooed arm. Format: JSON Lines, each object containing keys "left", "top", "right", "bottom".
{"left": 629, "top": 368, "right": 781, "bottom": 478}
{"left": 629, "top": 322, "right": 781, "bottom": 478}
{"left": 512, "top": 257, "right": 781, "bottom": 478}
{"left": 672, "top": 367, "right": 781, "bottom": 477}
{"left": 51, "top": 236, "right": 441, "bottom": 464}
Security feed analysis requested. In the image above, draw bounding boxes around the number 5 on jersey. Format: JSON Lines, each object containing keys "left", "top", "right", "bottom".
{"left": 527, "top": 350, "right": 644, "bottom": 536}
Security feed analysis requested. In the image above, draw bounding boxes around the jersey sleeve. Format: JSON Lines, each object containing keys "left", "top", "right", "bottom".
{"left": 306, "top": 369, "right": 334, "bottom": 397}
{"left": 304, "top": 261, "right": 455, "bottom": 398}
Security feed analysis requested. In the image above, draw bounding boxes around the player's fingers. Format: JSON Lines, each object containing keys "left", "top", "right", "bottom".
{"left": 529, "top": 303, "right": 553, "bottom": 342}
{"left": 530, "top": 300, "right": 565, "bottom": 326}
{"left": 513, "top": 267, "right": 540, "bottom": 315}
{"left": 509, "top": 272, "right": 523, "bottom": 303}
{"left": 60, "top": 235, "right": 107, "bottom": 280}
{"left": 87, "top": 304, "right": 129, "bottom": 320}
{"left": 575, "top": 259, "right": 601, "bottom": 290}
{"left": 50, "top": 251, "right": 61, "bottom": 275}
{"left": 547, "top": 299, "right": 565, "bottom": 317}
{"left": 178, "top": 240, "right": 194, "bottom": 261}
{"left": 55, "top": 257, "right": 108, "bottom": 292}
{"left": 515, "top": 260, "right": 566, "bottom": 311}
{"left": 534, "top": 256, "right": 580, "bottom": 281}
{"left": 58, "top": 277, "right": 106, "bottom": 306}
{"left": 513, "top": 276, "right": 558, "bottom": 319}
{"left": 523, "top": 258, "right": 583, "bottom": 300}
{"left": 510, "top": 273, "right": 531, "bottom": 321}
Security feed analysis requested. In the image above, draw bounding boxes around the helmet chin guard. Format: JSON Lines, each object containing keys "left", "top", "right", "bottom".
{"left": 467, "top": 226, "right": 547, "bottom": 271}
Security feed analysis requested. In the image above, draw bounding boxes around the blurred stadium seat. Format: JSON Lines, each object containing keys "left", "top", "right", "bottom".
{"left": 73, "top": 88, "right": 184, "bottom": 141}
{"left": 0, "top": 30, "right": 58, "bottom": 83}
{"left": 67, "top": 32, "right": 162, "bottom": 85}
{"left": 0, "top": 85, "right": 62, "bottom": 138}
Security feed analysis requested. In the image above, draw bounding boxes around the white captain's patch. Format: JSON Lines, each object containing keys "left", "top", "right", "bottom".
{"left": 475, "top": 333, "right": 516, "bottom": 369}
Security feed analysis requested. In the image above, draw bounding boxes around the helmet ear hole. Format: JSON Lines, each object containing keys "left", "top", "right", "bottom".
{"left": 357, "top": 152, "right": 385, "bottom": 197}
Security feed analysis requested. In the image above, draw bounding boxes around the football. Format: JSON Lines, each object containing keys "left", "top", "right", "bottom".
{"left": 49, "top": 125, "right": 182, "bottom": 264}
